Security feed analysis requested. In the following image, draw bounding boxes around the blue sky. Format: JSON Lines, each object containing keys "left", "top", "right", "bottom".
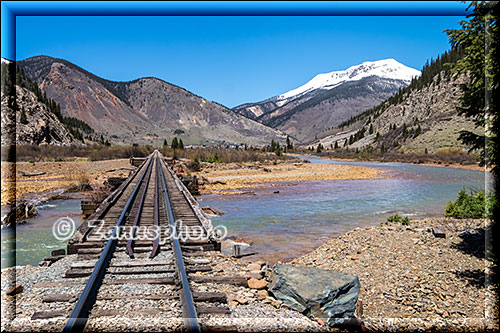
{"left": 14, "top": 4, "right": 469, "bottom": 107}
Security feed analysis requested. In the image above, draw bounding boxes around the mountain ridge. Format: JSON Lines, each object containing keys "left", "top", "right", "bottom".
{"left": 17, "top": 55, "right": 286, "bottom": 146}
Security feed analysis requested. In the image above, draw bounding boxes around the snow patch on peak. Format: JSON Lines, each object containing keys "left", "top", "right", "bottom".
{"left": 1, "top": 58, "right": 12, "bottom": 64}
{"left": 278, "top": 59, "right": 421, "bottom": 101}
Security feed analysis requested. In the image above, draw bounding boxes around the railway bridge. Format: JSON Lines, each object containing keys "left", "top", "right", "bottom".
{"left": 34, "top": 151, "right": 246, "bottom": 332}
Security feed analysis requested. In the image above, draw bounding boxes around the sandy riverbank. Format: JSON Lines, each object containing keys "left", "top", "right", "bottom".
{"left": 292, "top": 217, "right": 498, "bottom": 331}
{"left": 1, "top": 159, "right": 135, "bottom": 205}
{"left": 193, "top": 161, "right": 384, "bottom": 195}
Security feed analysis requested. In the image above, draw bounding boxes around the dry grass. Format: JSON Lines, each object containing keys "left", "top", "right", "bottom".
{"left": 1, "top": 159, "right": 133, "bottom": 205}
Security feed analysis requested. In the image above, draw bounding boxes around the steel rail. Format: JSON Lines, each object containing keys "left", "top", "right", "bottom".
{"left": 150, "top": 157, "right": 160, "bottom": 258}
{"left": 126, "top": 155, "right": 154, "bottom": 259}
{"left": 158, "top": 155, "right": 200, "bottom": 333}
{"left": 63, "top": 155, "right": 155, "bottom": 333}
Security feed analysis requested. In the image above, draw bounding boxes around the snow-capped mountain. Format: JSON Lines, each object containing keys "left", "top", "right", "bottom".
{"left": 233, "top": 59, "right": 421, "bottom": 142}
{"left": 1, "top": 57, "right": 12, "bottom": 65}
{"left": 278, "top": 59, "right": 420, "bottom": 101}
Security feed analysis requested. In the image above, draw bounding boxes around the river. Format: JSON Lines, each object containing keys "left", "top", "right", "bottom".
{"left": 200, "top": 155, "right": 488, "bottom": 262}
{"left": 1, "top": 155, "right": 488, "bottom": 268}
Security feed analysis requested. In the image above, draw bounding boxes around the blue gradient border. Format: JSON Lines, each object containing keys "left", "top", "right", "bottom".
{"left": 1, "top": 1, "right": 471, "bottom": 61}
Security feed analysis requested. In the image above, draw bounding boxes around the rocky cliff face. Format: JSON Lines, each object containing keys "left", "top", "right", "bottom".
{"left": 18, "top": 56, "right": 286, "bottom": 146}
{"left": 1, "top": 85, "right": 76, "bottom": 146}
{"left": 310, "top": 72, "right": 478, "bottom": 154}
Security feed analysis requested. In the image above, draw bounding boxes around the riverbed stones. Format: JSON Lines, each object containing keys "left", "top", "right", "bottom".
{"left": 247, "top": 262, "right": 262, "bottom": 271}
{"left": 247, "top": 278, "right": 268, "bottom": 290}
{"left": 256, "top": 290, "right": 269, "bottom": 300}
{"left": 269, "top": 263, "right": 360, "bottom": 327}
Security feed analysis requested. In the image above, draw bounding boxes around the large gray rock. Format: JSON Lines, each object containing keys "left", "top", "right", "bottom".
{"left": 269, "top": 264, "right": 360, "bottom": 327}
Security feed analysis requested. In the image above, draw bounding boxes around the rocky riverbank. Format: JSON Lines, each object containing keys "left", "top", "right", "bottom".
{"left": 293, "top": 217, "right": 498, "bottom": 332}
{"left": 192, "top": 160, "right": 384, "bottom": 195}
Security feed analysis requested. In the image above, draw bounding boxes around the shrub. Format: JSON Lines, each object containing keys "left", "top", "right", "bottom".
{"left": 444, "top": 188, "right": 495, "bottom": 219}
{"left": 387, "top": 214, "right": 410, "bottom": 225}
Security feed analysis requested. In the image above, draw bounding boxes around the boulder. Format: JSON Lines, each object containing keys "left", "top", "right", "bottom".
{"left": 269, "top": 264, "right": 360, "bottom": 327}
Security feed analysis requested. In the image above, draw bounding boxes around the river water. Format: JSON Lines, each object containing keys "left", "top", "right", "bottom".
{"left": 200, "top": 155, "right": 488, "bottom": 262}
{"left": 1, "top": 200, "right": 83, "bottom": 269}
{"left": 1, "top": 155, "right": 488, "bottom": 268}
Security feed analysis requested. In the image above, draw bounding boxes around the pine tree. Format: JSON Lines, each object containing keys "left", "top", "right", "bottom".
{"left": 402, "top": 123, "right": 408, "bottom": 137}
{"left": 286, "top": 136, "right": 293, "bottom": 150}
{"left": 380, "top": 142, "right": 386, "bottom": 154}
{"left": 414, "top": 125, "right": 422, "bottom": 138}
{"left": 445, "top": 1, "right": 498, "bottom": 173}
{"left": 369, "top": 124, "right": 374, "bottom": 135}
{"left": 334, "top": 141, "right": 339, "bottom": 149}
{"left": 163, "top": 139, "right": 168, "bottom": 147}
{"left": 179, "top": 138, "right": 184, "bottom": 150}
{"left": 171, "top": 137, "right": 179, "bottom": 149}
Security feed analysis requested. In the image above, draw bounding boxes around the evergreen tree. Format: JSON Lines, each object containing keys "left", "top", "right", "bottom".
{"left": 334, "top": 141, "right": 339, "bottom": 149}
{"left": 286, "top": 136, "right": 293, "bottom": 150}
{"left": 369, "top": 124, "right": 374, "bottom": 135}
{"left": 163, "top": 139, "right": 168, "bottom": 147}
{"left": 445, "top": 1, "right": 498, "bottom": 173}
{"left": 414, "top": 125, "right": 422, "bottom": 138}
{"left": 171, "top": 137, "right": 179, "bottom": 149}
{"left": 316, "top": 144, "right": 323, "bottom": 153}
{"left": 179, "top": 138, "right": 184, "bottom": 149}
{"left": 402, "top": 123, "right": 408, "bottom": 137}
{"left": 380, "top": 142, "right": 387, "bottom": 154}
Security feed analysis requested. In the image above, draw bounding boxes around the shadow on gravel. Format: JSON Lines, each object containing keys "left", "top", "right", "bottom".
{"left": 451, "top": 225, "right": 496, "bottom": 289}
{"left": 453, "top": 269, "right": 492, "bottom": 288}
{"left": 451, "top": 227, "right": 488, "bottom": 260}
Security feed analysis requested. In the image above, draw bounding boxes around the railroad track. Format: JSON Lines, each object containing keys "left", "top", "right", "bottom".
{"left": 31, "top": 151, "right": 246, "bottom": 332}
